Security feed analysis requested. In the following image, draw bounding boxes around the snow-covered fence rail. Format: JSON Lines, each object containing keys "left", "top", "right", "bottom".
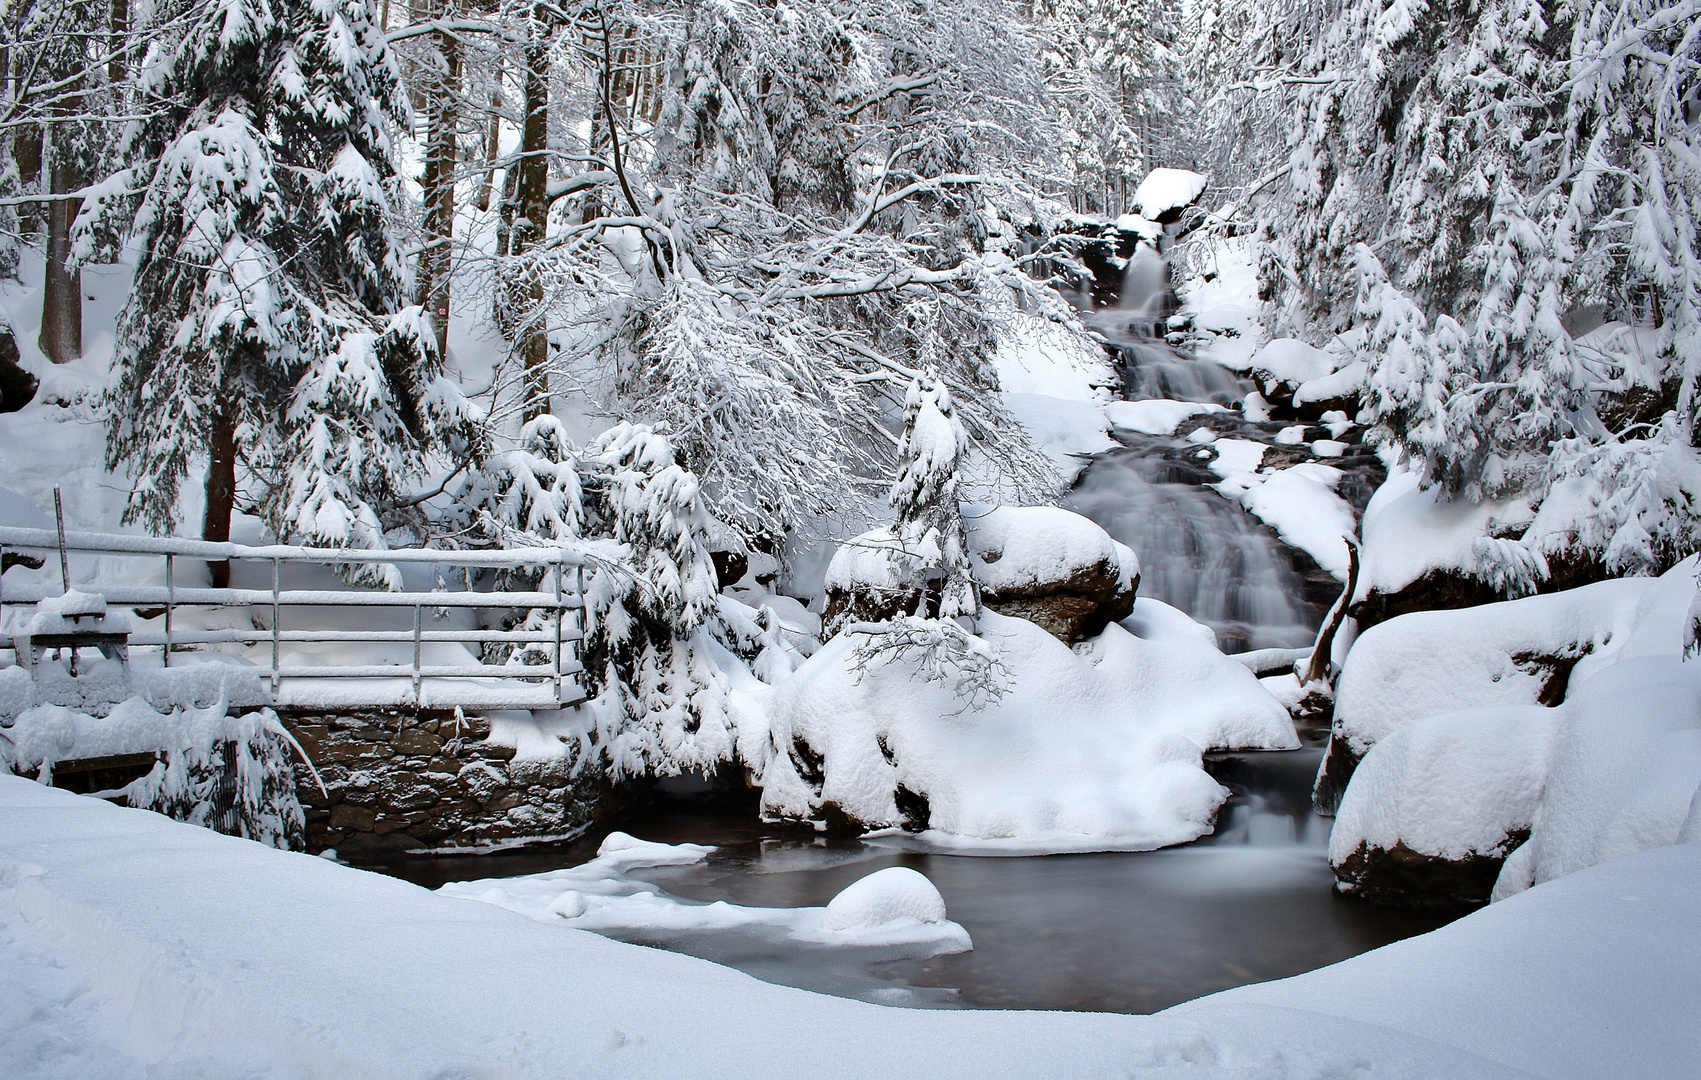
{"left": 0, "top": 527, "right": 588, "bottom": 711}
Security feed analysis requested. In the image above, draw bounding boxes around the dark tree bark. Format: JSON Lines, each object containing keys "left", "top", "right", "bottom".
{"left": 418, "top": 3, "right": 460, "bottom": 360}
{"left": 511, "top": 14, "right": 551, "bottom": 419}
{"left": 202, "top": 403, "right": 238, "bottom": 588}
{"left": 40, "top": 139, "right": 82, "bottom": 364}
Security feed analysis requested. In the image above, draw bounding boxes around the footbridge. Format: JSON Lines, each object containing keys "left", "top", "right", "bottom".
{"left": 0, "top": 525, "right": 587, "bottom": 711}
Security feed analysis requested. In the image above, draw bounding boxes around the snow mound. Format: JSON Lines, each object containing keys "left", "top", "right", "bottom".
{"left": 1356, "top": 468, "right": 1531, "bottom": 599}
{"left": 1295, "top": 360, "right": 1366, "bottom": 407}
{"left": 1331, "top": 705, "right": 1557, "bottom": 864}
{"left": 754, "top": 609, "right": 1295, "bottom": 852}
{"left": 24, "top": 590, "right": 131, "bottom": 636}
{"left": 1214, "top": 463, "right": 1356, "bottom": 580}
{"left": 1326, "top": 559, "right": 1701, "bottom": 906}
{"left": 596, "top": 831, "right": 716, "bottom": 868}
{"left": 1104, "top": 399, "right": 1225, "bottom": 435}
{"left": 1134, "top": 168, "right": 1207, "bottom": 219}
{"left": 820, "top": 867, "right": 947, "bottom": 932}
{"left": 1250, "top": 338, "right": 1336, "bottom": 387}
{"left": 1497, "top": 650, "right": 1701, "bottom": 900}
{"left": 443, "top": 837, "right": 971, "bottom": 955}
{"left": 1331, "top": 574, "right": 1661, "bottom": 759}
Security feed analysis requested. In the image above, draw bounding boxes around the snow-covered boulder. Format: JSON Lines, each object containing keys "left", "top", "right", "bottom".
{"left": 823, "top": 506, "right": 1139, "bottom": 645}
{"left": 1493, "top": 628, "right": 1701, "bottom": 900}
{"left": 1326, "top": 560, "right": 1701, "bottom": 909}
{"left": 753, "top": 605, "right": 1296, "bottom": 850}
{"left": 1329, "top": 704, "right": 1557, "bottom": 909}
{"left": 1133, "top": 168, "right": 1207, "bottom": 224}
{"left": 1104, "top": 399, "right": 1226, "bottom": 436}
{"left": 1316, "top": 572, "right": 1660, "bottom": 810}
{"left": 965, "top": 505, "right": 1138, "bottom": 643}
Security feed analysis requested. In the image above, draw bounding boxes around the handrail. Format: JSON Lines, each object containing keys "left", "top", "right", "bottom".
{"left": 0, "top": 525, "right": 589, "bottom": 710}
{"left": 0, "top": 525, "right": 588, "bottom": 568}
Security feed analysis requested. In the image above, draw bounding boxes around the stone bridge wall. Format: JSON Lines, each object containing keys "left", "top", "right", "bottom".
{"left": 278, "top": 710, "right": 620, "bottom": 857}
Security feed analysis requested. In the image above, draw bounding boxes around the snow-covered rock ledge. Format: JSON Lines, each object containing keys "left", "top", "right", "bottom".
{"left": 3, "top": 774, "right": 1698, "bottom": 1079}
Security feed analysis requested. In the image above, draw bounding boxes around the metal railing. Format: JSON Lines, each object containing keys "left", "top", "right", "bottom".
{"left": 0, "top": 525, "right": 588, "bottom": 710}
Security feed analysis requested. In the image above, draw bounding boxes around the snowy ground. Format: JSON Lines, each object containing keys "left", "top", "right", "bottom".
{"left": 2, "top": 775, "right": 1697, "bottom": 1079}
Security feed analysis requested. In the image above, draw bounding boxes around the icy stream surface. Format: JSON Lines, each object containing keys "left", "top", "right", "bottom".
{"left": 361, "top": 738, "right": 1454, "bottom": 1014}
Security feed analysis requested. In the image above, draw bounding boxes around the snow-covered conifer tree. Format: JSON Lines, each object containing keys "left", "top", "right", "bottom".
{"left": 889, "top": 374, "right": 978, "bottom": 622}
{"left": 82, "top": 0, "right": 480, "bottom": 580}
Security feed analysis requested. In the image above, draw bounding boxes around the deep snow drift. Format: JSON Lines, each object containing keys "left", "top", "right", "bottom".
{"left": 3, "top": 774, "right": 1698, "bottom": 1079}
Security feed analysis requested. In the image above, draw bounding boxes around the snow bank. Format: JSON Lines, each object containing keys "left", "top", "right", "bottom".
{"left": 3, "top": 773, "right": 1699, "bottom": 1079}
{"left": 1330, "top": 705, "right": 1557, "bottom": 865}
{"left": 1176, "top": 237, "right": 1262, "bottom": 370}
{"left": 1327, "top": 558, "right": 1701, "bottom": 904}
{"left": 1356, "top": 468, "right": 1531, "bottom": 599}
{"left": 754, "top": 609, "right": 1294, "bottom": 852}
{"left": 1212, "top": 461, "right": 1356, "bottom": 580}
{"left": 1133, "top": 168, "right": 1207, "bottom": 219}
{"left": 1249, "top": 338, "right": 1335, "bottom": 387}
{"left": 1330, "top": 573, "right": 1660, "bottom": 759}
{"left": 1294, "top": 359, "right": 1366, "bottom": 408}
{"left": 1496, "top": 651, "right": 1701, "bottom": 900}
{"left": 442, "top": 834, "right": 971, "bottom": 954}
{"left": 1001, "top": 393, "right": 1115, "bottom": 483}
{"left": 1103, "top": 398, "right": 1225, "bottom": 435}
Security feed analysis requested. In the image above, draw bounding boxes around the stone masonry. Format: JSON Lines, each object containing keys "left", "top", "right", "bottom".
{"left": 279, "top": 710, "right": 622, "bottom": 857}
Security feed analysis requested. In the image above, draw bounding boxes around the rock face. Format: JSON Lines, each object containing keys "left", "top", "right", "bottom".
{"left": 0, "top": 326, "right": 37, "bottom": 414}
{"left": 822, "top": 506, "right": 1140, "bottom": 645}
{"left": 1332, "top": 833, "right": 1529, "bottom": 910}
{"left": 280, "top": 710, "right": 625, "bottom": 856}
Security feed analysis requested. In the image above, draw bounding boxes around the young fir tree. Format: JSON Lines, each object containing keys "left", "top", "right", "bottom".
{"left": 80, "top": 0, "right": 479, "bottom": 583}
{"left": 889, "top": 373, "right": 978, "bottom": 623}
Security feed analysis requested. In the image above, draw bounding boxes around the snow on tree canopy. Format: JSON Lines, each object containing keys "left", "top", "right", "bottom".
{"left": 83, "top": 0, "right": 478, "bottom": 574}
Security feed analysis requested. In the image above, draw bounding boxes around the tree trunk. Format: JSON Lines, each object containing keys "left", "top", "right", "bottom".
{"left": 474, "top": 87, "right": 502, "bottom": 212}
{"left": 40, "top": 148, "right": 82, "bottom": 364}
{"left": 418, "top": 7, "right": 460, "bottom": 360}
{"left": 202, "top": 403, "right": 238, "bottom": 588}
{"left": 513, "top": 18, "right": 551, "bottom": 419}
{"left": 109, "top": 0, "right": 128, "bottom": 85}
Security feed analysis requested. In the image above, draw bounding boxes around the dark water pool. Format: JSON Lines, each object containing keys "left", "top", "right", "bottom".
{"left": 356, "top": 745, "right": 1456, "bottom": 1014}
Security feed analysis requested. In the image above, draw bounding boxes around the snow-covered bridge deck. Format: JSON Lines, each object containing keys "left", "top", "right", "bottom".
{"left": 0, "top": 526, "right": 587, "bottom": 711}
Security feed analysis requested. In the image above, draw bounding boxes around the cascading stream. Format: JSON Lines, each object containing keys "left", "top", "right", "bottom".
{"left": 1066, "top": 301, "right": 1325, "bottom": 654}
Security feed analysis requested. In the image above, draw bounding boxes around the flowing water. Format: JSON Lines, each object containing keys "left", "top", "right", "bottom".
{"left": 1065, "top": 281, "right": 1328, "bottom": 653}
{"left": 357, "top": 250, "right": 1441, "bottom": 1015}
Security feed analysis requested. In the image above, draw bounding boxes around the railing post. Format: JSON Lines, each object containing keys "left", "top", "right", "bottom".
{"left": 271, "top": 557, "right": 281, "bottom": 692}
{"left": 164, "top": 554, "right": 174, "bottom": 668}
{"left": 553, "top": 555, "right": 565, "bottom": 705}
{"left": 412, "top": 600, "right": 423, "bottom": 706}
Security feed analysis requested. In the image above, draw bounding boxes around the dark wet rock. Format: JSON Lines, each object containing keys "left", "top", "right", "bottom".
{"left": 1332, "top": 831, "right": 1529, "bottom": 911}
{"left": 0, "top": 326, "right": 37, "bottom": 414}
{"left": 1352, "top": 550, "right": 1612, "bottom": 632}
